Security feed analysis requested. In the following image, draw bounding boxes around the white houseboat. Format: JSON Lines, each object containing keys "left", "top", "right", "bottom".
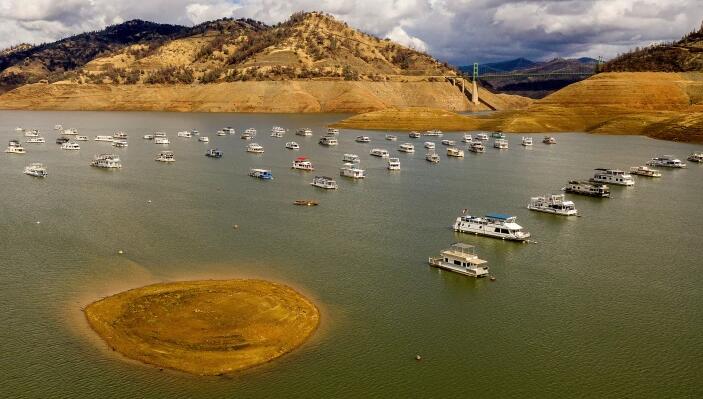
{"left": 387, "top": 157, "right": 400, "bottom": 170}
{"left": 198, "top": 136, "right": 209, "bottom": 142}
{"left": 493, "top": 139, "right": 509, "bottom": 149}
{"left": 90, "top": 154, "right": 122, "bottom": 168}
{"left": 285, "top": 141, "right": 300, "bottom": 150}
{"left": 340, "top": 163, "right": 366, "bottom": 179}
{"left": 409, "top": 131, "right": 422, "bottom": 138}
{"left": 355, "top": 136, "right": 371, "bottom": 143}
{"left": 319, "top": 136, "right": 338, "bottom": 146}
{"left": 385, "top": 134, "right": 398, "bottom": 141}
{"left": 26, "top": 137, "right": 45, "bottom": 144}
{"left": 425, "top": 150, "right": 440, "bottom": 163}
{"left": 469, "top": 142, "right": 485, "bottom": 153}
{"left": 61, "top": 142, "right": 81, "bottom": 150}
{"left": 24, "top": 163, "right": 47, "bottom": 178}
{"left": 441, "top": 139, "right": 456, "bottom": 146}
{"left": 688, "top": 152, "right": 703, "bottom": 163}
{"left": 343, "top": 153, "right": 360, "bottom": 163}
{"left": 447, "top": 147, "right": 464, "bottom": 158}
{"left": 521, "top": 137, "right": 533, "bottom": 146}
{"left": 424, "top": 142, "right": 435, "bottom": 149}
{"left": 246, "top": 143, "right": 264, "bottom": 153}
{"left": 177, "top": 131, "right": 192, "bottom": 138}
{"left": 591, "top": 168, "right": 635, "bottom": 186}
{"left": 425, "top": 130, "right": 443, "bottom": 137}
{"left": 154, "top": 137, "right": 170, "bottom": 144}
{"left": 292, "top": 157, "right": 314, "bottom": 171}
{"left": 370, "top": 148, "right": 390, "bottom": 158}
{"left": 462, "top": 134, "right": 473, "bottom": 143}
{"left": 476, "top": 133, "right": 489, "bottom": 141}
{"left": 453, "top": 212, "right": 531, "bottom": 241}
{"left": 647, "top": 155, "right": 687, "bottom": 168}
{"left": 94, "top": 135, "right": 113, "bottom": 142}
{"left": 155, "top": 151, "right": 175, "bottom": 162}
{"left": 527, "top": 194, "right": 578, "bottom": 216}
{"left": 428, "top": 243, "right": 489, "bottom": 278}
{"left": 296, "top": 128, "right": 313, "bottom": 136}
{"left": 399, "top": 143, "right": 415, "bottom": 153}
{"left": 311, "top": 175, "right": 338, "bottom": 189}
{"left": 543, "top": 136, "right": 557, "bottom": 144}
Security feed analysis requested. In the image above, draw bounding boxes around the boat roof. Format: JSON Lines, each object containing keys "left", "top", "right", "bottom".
{"left": 486, "top": 213, "right": 513, "bottom": 220}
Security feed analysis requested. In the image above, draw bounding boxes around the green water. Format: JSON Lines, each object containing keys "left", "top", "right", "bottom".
{"left": 1, "top": 110, "right": 702, "bottom": 398}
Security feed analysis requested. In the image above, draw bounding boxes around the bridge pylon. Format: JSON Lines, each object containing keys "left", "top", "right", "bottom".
{"left": 471, "top": 63, "right": 479, "bottom": 105}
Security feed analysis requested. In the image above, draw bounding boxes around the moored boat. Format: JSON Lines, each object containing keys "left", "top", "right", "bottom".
{"left": 340, "top": 162, "right": 366, "bottom": 178}
{"left": 205, "top": 148, "right": 223, "bottom": 158}
{"left": 143, "top": 134, "right": 154, "bottom": 140}
{"left": 647, "top": 155, "right": 686, "bottom": 168}
{"left": 155, "top": 151, "right": 175, "bottom": 162}
{"left": 399, "top": 143, "right": 415, "bottom": 153}
{"left": 292, "top": 157, "right": 314, "bottom": 171}
{"left": 491, "top": 132, "right": 506, "bottom": 139}
{"left": 113, "top": 131, "right": 128, "bottom": 139}
{"left": 76, "top": 136, "right": 89, "bottom": 141}
{"left": 246, "top": 143, "right": 264, "bottom": 153}
{"left": 24, "top": 163, "right": 47, "bottom": 178}
{"left": 462, "top": 134, "right": 473, "bottom": 143}
{"left": 327, "top": 127, "right": 340, "bottom": 135}
{"left": 249, "top": 168, "right": 273, "bottom": 180}
{"left": 355, "top": 136, "right": 370, "bottom": 143}
{"left": 24, "top": 129, "right": 40, "bottom": 137}
{"left": 590, "top": 168, "right": 635, "bottom": 186}
{"left": 469, "top": 142, "right": 485, "bottom": 153}
{"left": 409, "top": 131, "right": 421, "bottom": 138}
{"left": 177, "top": 131, "right": 192, "bottom": 138}
{"left": 56, "top": 137, "right": 70, "bottom": 144}
{"left": 447, "top": 147, "right": 464, "bottom": 158}
{"left": 296, "top": 128, "right": 313, "bottom": 136}
{"left": 370, "top": 148, "right": 390, "bottom": 158}
{"left": 343, "top": 153, "right": 360, "bottom": 163}
{"left": 198, "top": 136, "right": 209, "bottom": 142}
{"left": 385, "top": 134, "right": 398, "bottom": 141}
{"left": 563, "top": 180, "right": 610, "bottom": 197}
{"left": 154, "top": 137, "right": 170, "bottom": 144}
{"left": 688, "top": 152, "right": 703, "bottom": 163}
{"left": 94, "top": 135, "right": 113, "bottom": 142}
{"left": 294, "top": 199, "right": 319, "bottom": 206}
{"left": 285, "top": 141, "right": 300, "bottom": 150}
{"left": 493, "top": 139, "right": 509, "bottom": 149}
{"left": 112, "top": 140, "right": 128, "bottom": 148}
{"left": 441, "top": 139, "right": 456, "bottom": 146}
{"left": 453, "top": 212, "right": 531, "bottom": 241}
{"left": 319, "top": 136, "right": 338, "bottom": 146}
{"left": 311, "top": 176, "right": 338, "bottom": 189}
{"left": 424, "top": 141, "right": 435, "bottom": 149}
{"left": 387, "top": 157, "right": 401, "bottom": 170}
{"left": 241, "top": 128, "right": 257, "bottom": 139}
{"left": 61, "top": 142, "right": 80, "bottom": 150}
{"left": 5, "top": 145, "right": 26, "bottom": 154}
{"left": 629, "top": 165, "right": 661, "bottom": 177}
{"left": 90, "top": 154, "right": 122, "bottom": 168}
{"left": 25, "top": 137, "right": 45, "bottom": 144}
{"left": 425, "top": 150, "right": 440, "bottom": 163}
{"left": 428, "top": 243, "right": 489, "bottom": 278}
{"left": 527, "top": 194, "right": 578, "bottom": 216}
{"left": 424, "top": 130, "right": 443, "bottom": 137}
{"left": 475, "top": 133, "right": 489, "bottom": 141}
{"left": 543, "top": 136, "right": 557, "bottom": 144}
{"left": 521, "top": 137, "right": 533, "bottom": 146}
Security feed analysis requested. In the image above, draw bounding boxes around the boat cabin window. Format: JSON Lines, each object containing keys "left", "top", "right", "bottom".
{"left": 454, "top": 260, "right": 461, "bottom": 266}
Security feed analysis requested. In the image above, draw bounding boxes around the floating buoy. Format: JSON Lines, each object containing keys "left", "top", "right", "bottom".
{"left": 490, "top": 276, "right": 496, "bottom": 281}
{"left": 233, "top": 224, "right": 239, "bottom": 230}
{"left": 117, "top": 250, "right": 124, "bottom": 255}
{"left": 35, "top": 221, "right": 41, "bottom": 224}
{"left": 415, "top": 354, "right": 422, "bottom": 361}
{"left": 147, "top": 200, "right": 152, "bottom": 204}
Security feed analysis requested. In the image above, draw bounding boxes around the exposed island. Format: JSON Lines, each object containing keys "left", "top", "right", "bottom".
{"left": 84, "top": 279, "right": 319, "bottom": 375}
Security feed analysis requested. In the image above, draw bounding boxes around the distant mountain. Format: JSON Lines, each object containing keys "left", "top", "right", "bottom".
{"left": 603, "top": 23, "right": 703, "bottom": 72}
{"left": 459, "top": 57, "right": 596, "bottom": 74}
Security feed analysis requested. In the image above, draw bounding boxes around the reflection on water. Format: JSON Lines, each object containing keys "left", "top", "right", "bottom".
{"left": 1, "top": 110, "right": 702, "bottom": 398}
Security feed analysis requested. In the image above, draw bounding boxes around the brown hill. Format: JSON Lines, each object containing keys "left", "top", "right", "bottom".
{"left": 336, "top": 72, "right": 703, "bottom": 143}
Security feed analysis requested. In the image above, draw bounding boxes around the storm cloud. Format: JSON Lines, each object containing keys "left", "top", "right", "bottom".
{"left": 0, "top": 0, "right": 701, "bottom": 64}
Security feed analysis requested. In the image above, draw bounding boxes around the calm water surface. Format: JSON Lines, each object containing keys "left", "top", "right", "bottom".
{"left": 1, "top": 110, "right": 702, "bottom": 398}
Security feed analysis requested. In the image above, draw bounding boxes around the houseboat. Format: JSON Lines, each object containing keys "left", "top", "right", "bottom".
{"left": 24, "top": 129, "right": 40, "bottom": 137}
{"left": 217, "top": 130, "right": 227, "bottom": 136}
{"left": 246, "top": 143, "right": 264, "bottom": 153}
{"left": 590, "top": 168, "right": 635, "bottom": 186}
{"left": 327, "top": 128, "right": 340, "bottom": 135}
{"left": 143, "top": 134, "right": 154, "bottom": 140}
{"left": 493, "top": 139, "right": 509, "bottom": 149}
{"left": 453, "top": 212, "right": 531, "bottom": 241}
{"left": 629, "top": 165, "right": 661, "bottom": 177}
{"left": 527, "top": 194, "right": 578, "bottom": 216}
{"left": 177, "top": 131, "right": 192, "bottom": 138}
{"left": 475, "top": 133, "right": 489, "bottom": 141}
{"left": 5, "top": 145, "right": 26, "bottom": 154}
{"left": 343, "top": 153, "right": 360, "bottom": 163}
{"left": 319, "top": 136, "right": 338, "bottom": 146}
{"left": 311, "top": 176, "right": 338, "bottom": 189}
{"left": 425, "top": 130, "right": 443, "bottom": 137}
{"left": 399, "top": 143, "right": 415, "bottom": 153}
{"left": 24, "top": 163, "right": 47, "bottom": 178}
{"left": 296, "top": 128, "right": 313, "bottom": 136}
{"left": 155, "top": 151, "right": 175, "bottom": 162}
{"left": 409, "top": 131, "right": 421, "bottom": 138}
{"left": 249, "top": 168, "right": 273, "bottom": 180}
{"left": 292, "top": 157, "right": 314, "bottom": 171}
{"left": 112, "top": 140, "right": 128, "bottom": 148}
{"left": 54, "top": 124, "right": 62, "bottom": 130}
{"left": 543, "top": 136, "right": 557, "bottom": 144}
{"left": 90, "top": 154, "right": 122, "bottom": 168}
{"left": 76, "top": 136, "right": 89, "bottom": 141}
{"left": 387, "top": 157, "right": 401, "bottom": 170}
{"left": 370, "top": 148, "right": 390, "bottom": 158}
{"left": 198, "top": 136, "right": 209, "bottom": 142}
{"left": 491, "top": 132, "right": 506, "bottom": 139}
{"left": 564, "top": 180, "right": 610, "bottom": 197}
{"left": 241, "top": 128, "right": 256, "bottom": 140}
{"left": 355, "top": 136, "right": 371, "bottom": 143}
{"left": 647, "top": 155, "right": 686, "bottom": 168}
{"left": 113, "top": 131, "right": 128, "bottom": 140}
{"left": 441, "top": 139, "right": 456, "bottom": 146}
{"left": 94, "top": 135, "right": 113, "bottom": 142}
{"left": 271, "top": 126, "right": 285, "bottom": 137}
{"left": 521, "top": 137, "right": 533, "bottom": 146}
{"left": 428, "top": 243, "right": 489, "bottom": 278}
{"left": 25, "top": 137, "right": 45, "bottom": 144}
{"left": 425, "top": 150, "right": 440, "bottom": 163}
{"left": 285, "top": 142, "right": 300, "bottom": 150}
{"left": 424, "top": 142, "right": 435, "bottom": 149}
{"left": 340, "top": 163, "right": 366, "bottom": 178}
{"left": 469, "top": 142, "right": 485, "bottom": 153}
{"left": 447, "top": 147, "right": 464, "bottom": 158}
{"left": 206, "top": 148, "right": 223, "bottom": 158}
{"left": 56, "top": 137, "right": 70, "bottom": 144}
{"left": 153, "top": 132, "right": 167, "bottom": 138}
{"left": 462, "top": 134, "right": 473, "bottom": 143}
{"left": 154, "top": 137, "right": 170, "bottom": 144}
{"left": 63, "top": 128, "right": 78, "bottom": 135}
{"left": 385, "top": 134, "right": 398, "bottom": 141}
{"left": 61, "top": 142, "right": 80, "bottom": 150}
{"left": 688, "top": 152, "right": 703, "bottom": 163}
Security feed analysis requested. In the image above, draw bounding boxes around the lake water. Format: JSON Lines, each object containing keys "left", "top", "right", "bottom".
{"left": 1, "top": 110, "right": 702, "bottom": 398}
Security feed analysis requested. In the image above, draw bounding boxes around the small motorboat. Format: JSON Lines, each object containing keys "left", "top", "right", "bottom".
{"left": 296, "top": 128, "right": 313, "bottom": 136}
{"left": 285, "top": 142, "right": 300, "bottom": 150}
{"left": 24, "top": 163, "right": 47, "bottom": 177}
{"left": 355, "top": 136, "right": 371, "bottom": 143}
{"left": 76, "top": 136, "right": 89, "bottom": 141}
{"left": 198, "top": 136, "right": 209, "bottom": 142}
{"left": 424, "top": 142, "right": 435, "bottom": 149}
{"left": 385, "top": 134, "right": 398, "bottom": 141}
{"left": 294, "top": 199, "right": 319, "bottom": 206}
{"left": 143, "top": 134, "right": 154, "bottom": 140}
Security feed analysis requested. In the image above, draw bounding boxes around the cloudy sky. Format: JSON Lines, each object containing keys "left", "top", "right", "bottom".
{"left": 1, "top": 0, "right": 702, "bottom": 64}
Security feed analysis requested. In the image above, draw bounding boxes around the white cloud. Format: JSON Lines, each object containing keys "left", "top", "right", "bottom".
{"left": 0, "top": 0, "right": 702, "bottom": 64}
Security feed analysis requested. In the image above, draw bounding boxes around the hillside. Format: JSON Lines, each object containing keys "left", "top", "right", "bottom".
{"left": 336, "top": 72, "right": 703, "bottom": 143}
{"left": 603, "top": 23, "right": 703, "bottom": 72}
{"left": 0, "top": 11, "right": 526, "bottom": 113}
